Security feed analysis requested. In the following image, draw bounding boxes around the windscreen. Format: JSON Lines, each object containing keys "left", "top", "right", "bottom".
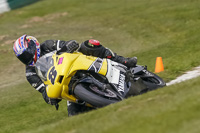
{"left": 35, "top": 51, "right": 55, "bottom": 81}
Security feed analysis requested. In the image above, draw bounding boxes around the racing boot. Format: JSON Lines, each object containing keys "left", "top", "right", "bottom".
{"left": 112, "top": 54, "right": 137, "bottom": 67}
{"left": 104, "top": 48, "right": 137, "bottom": 67}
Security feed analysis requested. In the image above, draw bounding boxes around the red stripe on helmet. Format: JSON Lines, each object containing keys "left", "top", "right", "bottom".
{"left": 33, "top": 51, "right": 37, "bottom": 63}
{"left": 14, "top": 42, "right": 18, "bottom": 53}
{"left": 18, "top": 38, "right": 22, "bottom": 49}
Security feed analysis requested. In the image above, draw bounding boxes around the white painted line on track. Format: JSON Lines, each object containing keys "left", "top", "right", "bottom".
{"left": 166, "top": 66, "right": 200, "bottom": 86}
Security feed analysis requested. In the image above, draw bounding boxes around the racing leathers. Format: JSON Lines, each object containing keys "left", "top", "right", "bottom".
{"left": 25, "top": 39, "right": 137, "bottom": 116}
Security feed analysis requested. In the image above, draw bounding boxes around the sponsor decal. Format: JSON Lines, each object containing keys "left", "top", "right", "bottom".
{"left": 58, "top": 57, "right": 64, "bottom": 65}
{"left": 117, "top": 74, "right": 125, "bottom": 92}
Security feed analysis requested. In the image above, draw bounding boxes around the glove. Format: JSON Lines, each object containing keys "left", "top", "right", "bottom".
{"left": 58, "top": 40, "right": 79, "bottom": 53}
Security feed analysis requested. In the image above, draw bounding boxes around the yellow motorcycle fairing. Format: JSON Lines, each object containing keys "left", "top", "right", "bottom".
{"left": 45, "top": 52, "right": 108, "bottom": 103}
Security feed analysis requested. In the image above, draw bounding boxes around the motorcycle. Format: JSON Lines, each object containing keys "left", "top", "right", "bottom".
{"left": 35, "top": 51, "right": 166, "bottom": 108}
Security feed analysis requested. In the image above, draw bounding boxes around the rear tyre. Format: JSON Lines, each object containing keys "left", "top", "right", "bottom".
{"left": 74, "top": 83, "right": 120, "bottom": 108}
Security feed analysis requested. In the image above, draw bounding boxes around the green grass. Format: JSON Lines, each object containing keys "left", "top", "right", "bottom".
{"left": 0, "top": 82, "right": 68, "bottom": 133}
{"left": 26, "top": 77, "right": 200, "bottom": 133}
{"left": 0, "top": 0, "right": 200, "bottom": 132}
{"left": 1, "top": 77, "right": 200, "bottom": 133}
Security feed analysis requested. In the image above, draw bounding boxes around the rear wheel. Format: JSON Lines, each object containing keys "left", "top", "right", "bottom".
{"left": 74, "top": 83, "right": 121, "bottom": 108}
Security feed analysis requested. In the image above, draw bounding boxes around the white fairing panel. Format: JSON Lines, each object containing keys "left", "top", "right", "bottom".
{"left": 106, "top": 59, "right": 120, "bottom": 84}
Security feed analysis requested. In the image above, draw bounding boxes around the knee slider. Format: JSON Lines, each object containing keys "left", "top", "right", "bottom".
{"left": 79, "top": 40, "right": 106, "bottom": 57}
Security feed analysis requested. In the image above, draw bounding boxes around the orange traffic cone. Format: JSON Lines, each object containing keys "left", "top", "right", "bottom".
{"left": 155, "top": 57, "right": 164, "bottom": 73}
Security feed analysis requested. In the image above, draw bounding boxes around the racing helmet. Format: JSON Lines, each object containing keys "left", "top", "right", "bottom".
{"left": 13, "top": 35, "right": 40, "bottom": 65}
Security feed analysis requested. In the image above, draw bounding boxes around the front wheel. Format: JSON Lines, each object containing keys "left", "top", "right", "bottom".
{"left": 141, "top": 71, "right": 166, "bottom": 91}
{"left": 74, "top": 83, "right": 121, "bottom": 108}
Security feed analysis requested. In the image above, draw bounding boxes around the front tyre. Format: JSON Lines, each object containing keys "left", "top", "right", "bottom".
{"left": 141, "top": 71, "right": 166, "bottom": 91}
{"left": 74, "top": 83, "right": 120, "bottom": 108}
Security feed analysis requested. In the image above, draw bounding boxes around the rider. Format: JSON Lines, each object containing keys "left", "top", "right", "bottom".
{"left": 13, "top": 35, "right": 137, "bottom": 116}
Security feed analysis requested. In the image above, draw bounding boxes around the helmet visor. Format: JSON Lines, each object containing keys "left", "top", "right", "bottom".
{"left": 17, "top": 40, "right": 37, "bottom": 65}
{"left": 17, "top": 50, "right": 34, "bottom": 65}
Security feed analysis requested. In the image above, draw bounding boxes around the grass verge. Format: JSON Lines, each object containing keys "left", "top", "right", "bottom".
{"left": 0, "top": 0, "right": 200, "bottom": 133}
